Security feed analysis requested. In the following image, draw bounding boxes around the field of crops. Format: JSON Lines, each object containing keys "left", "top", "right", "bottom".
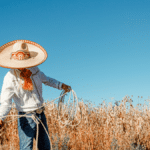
{"left": 0, "top": 96, "right": 150, "bottom": 150}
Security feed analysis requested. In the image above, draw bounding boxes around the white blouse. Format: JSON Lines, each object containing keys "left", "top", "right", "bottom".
{"left": 0, "top": 66, "right": 63, "bottom": 121}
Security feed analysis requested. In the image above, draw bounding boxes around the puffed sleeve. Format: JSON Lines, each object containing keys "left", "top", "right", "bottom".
{"left": 0, "top": 71, "right": 15, "bottom": 121}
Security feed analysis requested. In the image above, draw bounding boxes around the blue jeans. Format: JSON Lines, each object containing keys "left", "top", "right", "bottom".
{"left": 18, "top": 111, "right": 51, "bottom": 150}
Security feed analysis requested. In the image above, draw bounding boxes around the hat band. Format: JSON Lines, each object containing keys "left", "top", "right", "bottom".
{"left": 10, "top": 50, "right": 31, "bottom": 60}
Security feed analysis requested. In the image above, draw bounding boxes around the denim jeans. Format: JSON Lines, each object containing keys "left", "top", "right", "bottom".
{"left": 18, "top": 111, "right": 51, "bottom": 150}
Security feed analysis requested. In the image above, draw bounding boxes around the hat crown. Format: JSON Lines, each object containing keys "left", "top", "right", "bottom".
{"left": 13, "top": 42, "right": 29, "bottom": 53}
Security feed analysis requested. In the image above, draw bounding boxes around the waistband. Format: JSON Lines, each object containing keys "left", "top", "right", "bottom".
{"left": 19, "top": 106, "right": 45, "bottom": 115}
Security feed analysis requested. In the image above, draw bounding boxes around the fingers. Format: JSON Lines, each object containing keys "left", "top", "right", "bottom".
{"left": 68, "top": 86, "right": 71, "bottom": 92}
{"left": 66, "top": 85, "right": 71, "bottom": 92}
{"left": 62, "top": 84, "right": 72, "bottom": 92}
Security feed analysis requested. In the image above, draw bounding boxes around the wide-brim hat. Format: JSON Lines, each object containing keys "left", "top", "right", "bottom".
{"left": 0, "top": 40, "right": 48, "bottom": 69}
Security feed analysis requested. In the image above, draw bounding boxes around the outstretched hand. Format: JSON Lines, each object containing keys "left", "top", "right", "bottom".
{"left": 62, "top": 83, "right": 71, "bottom": 93}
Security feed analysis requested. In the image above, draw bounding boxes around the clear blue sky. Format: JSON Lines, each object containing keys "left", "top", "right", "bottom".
{"left": 0, "top": 0, "right": 150, "bottom": 109}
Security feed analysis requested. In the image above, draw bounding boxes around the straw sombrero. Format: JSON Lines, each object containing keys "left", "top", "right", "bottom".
{"left": 0, "top": 40, "right": 47, "bottom": 69}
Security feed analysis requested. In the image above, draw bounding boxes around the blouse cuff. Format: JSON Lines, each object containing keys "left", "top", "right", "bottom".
{"left": 58, "top": 82, "right": 63, "bottom": 90}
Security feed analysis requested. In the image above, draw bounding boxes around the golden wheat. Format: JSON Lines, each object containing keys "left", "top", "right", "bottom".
{"left": 0, "top": 97, "right": 149, "bottom": 150}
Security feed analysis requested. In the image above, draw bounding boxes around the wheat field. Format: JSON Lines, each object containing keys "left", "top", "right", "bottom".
{"left": 0, "top": 96, "right": 150, "bottom": 150}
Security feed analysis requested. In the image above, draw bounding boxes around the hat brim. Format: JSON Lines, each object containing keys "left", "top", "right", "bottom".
{"left": 0, "top": 40, "right": 47, "bottom": 69}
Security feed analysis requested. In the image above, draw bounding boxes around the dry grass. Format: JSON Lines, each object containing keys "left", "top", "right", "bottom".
{"left": 0, "top": 96, "right": 150, "bottom": 150}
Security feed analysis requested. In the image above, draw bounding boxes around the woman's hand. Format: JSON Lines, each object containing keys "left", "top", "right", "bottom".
{"left": 62, "top": 84, "right": 71, "bottom": 93}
